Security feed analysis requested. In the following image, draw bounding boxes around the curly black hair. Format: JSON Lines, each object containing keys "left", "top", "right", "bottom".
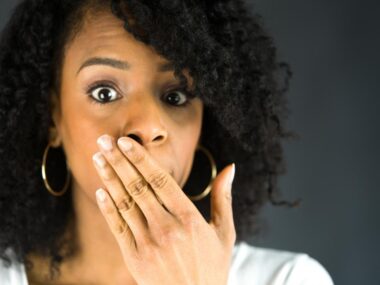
{"left": 0, "top": 0, "right": 297, "bottom": 274}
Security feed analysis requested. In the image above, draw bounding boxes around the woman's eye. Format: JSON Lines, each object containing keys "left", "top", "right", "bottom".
{"left": 89, "top": 86, "right": 119, "bottom": 103}
{"left": 163, "top": 90, "right": 189, "bottom": 106}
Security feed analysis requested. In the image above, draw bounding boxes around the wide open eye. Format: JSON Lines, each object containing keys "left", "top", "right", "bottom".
{"left": 163, "top": 90, "right": 190, "bottom": 107}
{"left": 89, "top": 85, "right": 119, "bottom": 104}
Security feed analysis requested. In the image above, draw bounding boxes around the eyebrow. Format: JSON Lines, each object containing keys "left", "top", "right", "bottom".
{"left": 76, "top": 57, "right": 175, "bottom": 75}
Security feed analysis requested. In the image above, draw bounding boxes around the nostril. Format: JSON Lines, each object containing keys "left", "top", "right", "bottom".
{"left": 127, "top": 134, "right": 142, "bottom": 145}
{"left": 154, "top": 135, "right": 165, "bottom": 142}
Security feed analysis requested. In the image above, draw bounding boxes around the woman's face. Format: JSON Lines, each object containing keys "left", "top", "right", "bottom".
{"left": 51, "top": 9, "right": 203, "bottom": 204}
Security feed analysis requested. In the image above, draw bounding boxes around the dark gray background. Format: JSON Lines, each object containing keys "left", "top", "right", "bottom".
{"left": 1, "top": 1, "right": 379, "bottom": 284}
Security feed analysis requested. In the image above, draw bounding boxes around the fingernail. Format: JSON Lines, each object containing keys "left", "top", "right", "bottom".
{"left": 117, "top": 137, "right": 133, "bottom": 152}
{"left": 228, "top": 163, "right": 235, "bottom": 186}
{"left": 96, "top": 188, "right": 106, "bottom": 202}
{"left": 92, "top": 152, "right": 106, "bottom": 168}
{"left": 97, "top": 135, "right": 113, "bottom": 151}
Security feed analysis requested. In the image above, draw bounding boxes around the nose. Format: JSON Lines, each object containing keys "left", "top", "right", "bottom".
{"left": 123, "top": 95, "right": 168, "bottom": 147}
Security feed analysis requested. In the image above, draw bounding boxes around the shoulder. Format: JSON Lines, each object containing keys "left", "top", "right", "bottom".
{"left": 228, "top": 241, "right": 334, "bottom": 285}
{"left": 0, "top": 248, "right": 28, "bottom": 285}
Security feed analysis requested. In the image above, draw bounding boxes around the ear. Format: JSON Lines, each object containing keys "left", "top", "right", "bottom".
{"left": 48, "top": 90, "right": 62, "bottom": 147}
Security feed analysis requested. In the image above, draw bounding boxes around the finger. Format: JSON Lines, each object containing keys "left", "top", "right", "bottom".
{"left": 117, "top": 136, "right": 201, "bottom": 221}
{"left": 96, "top": 135, "right": 172, "bottom": 227}
{"left": 92, "top": 151, "right": 149, "bottom": 242}
{"left": 209, "top": 163, "right": 236, "bottom": 245}
{"left": 95, "top": 188, "right": 137, "bottom": 251}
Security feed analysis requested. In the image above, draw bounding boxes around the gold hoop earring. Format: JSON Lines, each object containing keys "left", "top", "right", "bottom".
{"left": 187, "top": 145, "right": 217, "bottom": 202}
{"left": 41, "top": 142, "right": 71, "bottom": 196}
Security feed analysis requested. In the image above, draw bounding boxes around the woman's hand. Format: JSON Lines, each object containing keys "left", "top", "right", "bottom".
{"left": 92, "top": 134, "right": 236, "bottom": 285}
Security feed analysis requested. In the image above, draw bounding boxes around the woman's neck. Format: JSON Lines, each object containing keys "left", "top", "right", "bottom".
{"left": 26, "top": 184, "right": 137, "bottom": 285}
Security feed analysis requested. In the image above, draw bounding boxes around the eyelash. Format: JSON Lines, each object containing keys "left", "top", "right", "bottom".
{"left": 86, "top": 81, "right": 195, "bottom": 107}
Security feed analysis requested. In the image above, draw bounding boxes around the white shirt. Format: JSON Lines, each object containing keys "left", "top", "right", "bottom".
{"left": 0, "top": 241, "right": 334, "bottom": 285}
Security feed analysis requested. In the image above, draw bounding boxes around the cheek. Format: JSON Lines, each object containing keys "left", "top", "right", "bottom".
{"left": 58, "top": 107, "right": 110, "bottom": 200}
{"left": 65, "top": 132, "right": 101, "bottom": 198}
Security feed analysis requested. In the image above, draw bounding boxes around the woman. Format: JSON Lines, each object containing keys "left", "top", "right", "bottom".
{"left": 0, "top": 0, "right": 334, "bottom": 284}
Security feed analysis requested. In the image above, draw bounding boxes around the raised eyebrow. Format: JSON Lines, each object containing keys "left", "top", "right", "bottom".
{"left": 77, "top": 57, "right": 130, "bottom": 75}
{"left": 76, "top": 57, "right": 175, "bottom": 75}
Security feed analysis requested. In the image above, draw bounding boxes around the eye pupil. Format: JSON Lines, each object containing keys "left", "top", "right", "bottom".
{"left": 99, "top": 88, "right": 111, "bottom": 101}
{"left": 167, "top": 93, "right": 180, "bottom": 104}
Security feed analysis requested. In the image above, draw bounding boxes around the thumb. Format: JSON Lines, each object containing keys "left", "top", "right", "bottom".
{"left": 210, "top": 163, "right": 236, "bottom": 243}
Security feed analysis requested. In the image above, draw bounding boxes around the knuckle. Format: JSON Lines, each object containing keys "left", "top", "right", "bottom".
{"left": 225, "top": 191, "right": 233, "bottom": 203}
{"left": 130, "top": 150, "right": 146, "bottom": 165}
{"left": 128, "top": 178, "right": 149, "bottom": 197}
{"left": 103, "top": 204, "right": 116, "bottom": 215}
{"left": 102, "top": 168, "right": 115, "bottom": 182}
{"left": 138, "top": 235, "right": 157, "bottom": 250}
{"left": 113, "top": 222, "right": 129, "bottom": 236}
{"left": 157, "top": 225, "right": 183, "bottom": 245}
{"left": 148, "top": 171, "right": 169, "bottom": 190}
{"left": 116, "top": 195, "right": 135, "bottom": 213}
{"left": 107, "top": 152, "right": 124, "bottom": 166}
{"left": 179, "top": 212, "right": 199, "bottom": 231}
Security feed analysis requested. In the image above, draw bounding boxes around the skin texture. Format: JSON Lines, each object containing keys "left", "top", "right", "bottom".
{"left": 26, "top": 9, "right": 236, "bottom": 285}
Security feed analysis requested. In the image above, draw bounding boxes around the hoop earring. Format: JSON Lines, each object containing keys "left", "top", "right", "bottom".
{"left": 187, "top": 145, "right": 217, "bottom": 202}
{"left": 41, "top": 142, "right": 71, "bottom": 197}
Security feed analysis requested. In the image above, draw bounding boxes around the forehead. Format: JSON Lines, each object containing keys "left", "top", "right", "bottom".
{"left": 65, "top": 9, "right": 171, "bottom": 69}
